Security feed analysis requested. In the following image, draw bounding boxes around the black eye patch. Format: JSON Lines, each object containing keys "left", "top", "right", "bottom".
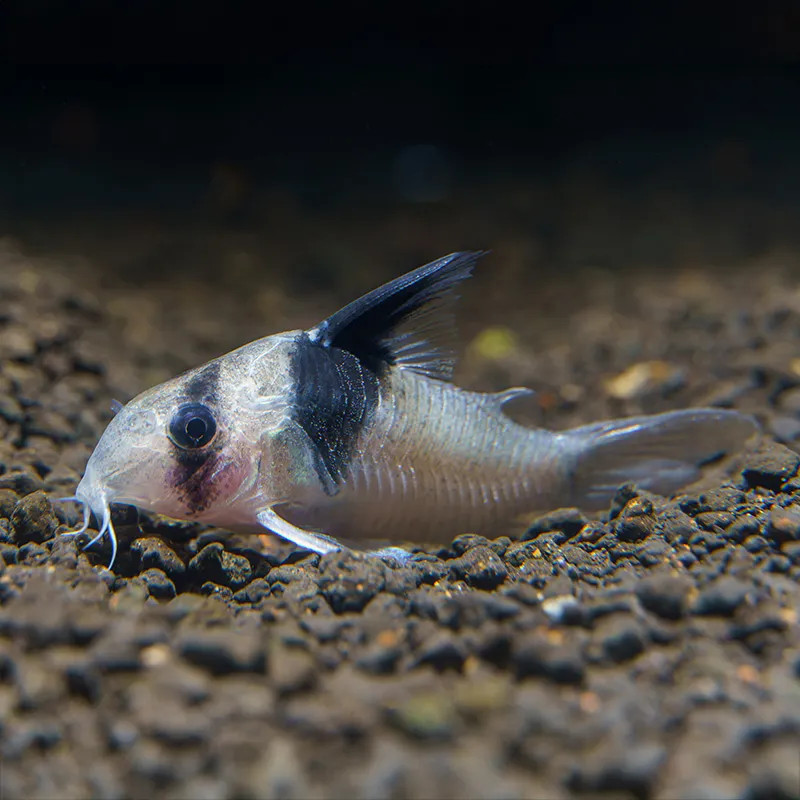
{"left": 168, "top": 403, "right": 217, "bottom": 449}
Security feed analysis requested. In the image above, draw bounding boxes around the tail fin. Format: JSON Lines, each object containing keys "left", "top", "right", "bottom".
{"left": 564, "top": 409, "right": 757, "bottom": 510}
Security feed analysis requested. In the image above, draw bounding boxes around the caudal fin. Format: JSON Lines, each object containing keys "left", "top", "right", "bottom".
{"left": 564, "top": 408, "right": 758, "bottom": 510}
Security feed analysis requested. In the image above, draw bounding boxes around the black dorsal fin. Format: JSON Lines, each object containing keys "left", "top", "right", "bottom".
{"left": 307, "top": 251, "right": 485, "bottom": 380}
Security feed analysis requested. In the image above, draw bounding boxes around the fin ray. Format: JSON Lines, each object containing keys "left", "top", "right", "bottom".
{"left": 308, "top": 251, "right": 486, "bottom": 380}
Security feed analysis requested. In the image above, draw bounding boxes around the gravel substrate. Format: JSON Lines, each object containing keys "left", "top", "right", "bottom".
{"left": 0, "top": 234, "right": 799, "bottom": 800}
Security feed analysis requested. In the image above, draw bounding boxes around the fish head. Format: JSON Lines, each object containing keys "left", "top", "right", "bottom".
{"left": 75, "top": 337, "right": 295, "bottom": 537}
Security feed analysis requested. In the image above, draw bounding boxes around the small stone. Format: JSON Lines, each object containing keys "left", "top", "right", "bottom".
{"left": 695, "top": 511, "right": 735, "bottom": 531}
{"left": 131, "top": 537, "right": 186, "bottom": 578}
{"left": 449, "top": 546, "right": 508, "bottom": 589}
{"left": 513, "top": 635, "right": 585, "bottom": 684}
{"left": 177, "top": 630, "right": 266, "bottom": 675}
{"left": 9, "top": 491, "right": 58, "bottom": 544}
{"left": 388, "top": 693, "right": 456, "bottom": 740}
{"left": 269, "top": 645, "right": 317, "bottom": 694}
{"left": 0, "top": 489, "right": 20, "bottom": 519}
{"left": 596, "top": 615, "right": 647, "bottom": 662}
{"left": 769, "top": 415, "right": 800, "bottom": 443}
{"left": 766, "top": 507, "right": 800, "bottom": 543}
{"left": 524, "top": 508, "right": 589, "bottom": 541}
{"left": 188, "top": 542, "right": 252, "bottom": 589}
{"left": 317, "top": 552, "right": 385, "bottom": 613}
{"left": 742, "top": 443, "right": 800, "bottom": 491}
{"left": 781, "top": 541, "right": 800, "bottom": 563}
{"left": 414, "top": 632, "right": 467, "bottom": 671}
{"left": 635, "top": 573, "right": 693, "bottom": 620}
{"left": 725, "top": 514, "right": 761, "bottom": 543}
{"left": 567, "top": 743, "right": 666, "bottom": 796}
{"left": 139, "top": 568, "right": 176, "bottom": 600}
{"left": 232, "top": 578, "right": 271, "bottom": 604}
{"left": 0, "top": 469, "right": 45, "bottom": 495}
{"left": 541, "top": 594, "right": 583, "bottom": 625}
{"left": 692, "top": 577, "right": 750, "bottom": 616}
{"left": 744, "top": 535, "right": 769, "bottom": 553}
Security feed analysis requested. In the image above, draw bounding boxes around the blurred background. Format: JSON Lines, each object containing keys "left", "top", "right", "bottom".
{"left": 3, "top": 0, "right": 800, "bottom": 430}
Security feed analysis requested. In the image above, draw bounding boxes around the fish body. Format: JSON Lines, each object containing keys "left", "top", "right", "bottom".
{"left": 69, "top": 252, "right": 757, "bottom": 565}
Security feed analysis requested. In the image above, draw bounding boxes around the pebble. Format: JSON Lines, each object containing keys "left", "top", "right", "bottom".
{"left": 387, "top": 693, "right": 456, "bottom": 740}
{"left": 635, "top": 573, "right": 693, "bottom": 620}
{"left": 742, "top": 443, "right": 800, "bottom": 490}
{"left": 131, "top": 537, "right": 186, "bottom": 579}
{"left": 317, "top": 552, "right": 386, "bottom": 613}
{"left": 692, "top": 577, "right": 751, "bottom": 616}
{"left": 177, "top": 630, "right": 266, "bottom": 675}
{"left": 448, "top": 545, "right": 508, "bottom": 589}
{"left": 541, "top": 594, "right": 583, "bottom": 625}
{"left": 596, "top": 615, "right": 647, "bottom": 662}
{"left": 524, "top": 507, "right": 589, "bottom": 541}
{"left": 414, "top": 632, "right": 467, "bottom": 671}
{"left": 9, "top": 491, "right": 58, "bottom": 544}
{"left": 766, "top": 506, "right": 800, "bottom": 543}
{"left": 188, "top": 542, "right": 252, "bottom": 590}
{"left": 513, "top": 635, "right": 585, "bottom": 684}
{"left": 139, "top": 568, "right": 176, "bottom": 600}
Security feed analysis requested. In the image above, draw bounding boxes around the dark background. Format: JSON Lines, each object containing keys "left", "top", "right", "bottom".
{"left": 2, "top": 0, "right": 800, "bottom": 283}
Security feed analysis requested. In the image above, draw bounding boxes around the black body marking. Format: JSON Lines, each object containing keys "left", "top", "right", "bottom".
{"left": 290, "top": 334, "right": 379, "bottom": 493}
{"left": 167, "top": 361, "right": 223, "bottom": 514}
{"left": 308, "top": 251, "right": 484, "bottom": 380}
{"left": 184, "top": 361, "right": 221, "bottom": 402}
{"left": 168, "top": 446, "right": 223, "bottom": 515}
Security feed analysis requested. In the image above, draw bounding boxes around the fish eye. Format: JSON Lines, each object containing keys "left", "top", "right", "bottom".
{"left": 168, "top": 403, "right": 217, "bottom": 449}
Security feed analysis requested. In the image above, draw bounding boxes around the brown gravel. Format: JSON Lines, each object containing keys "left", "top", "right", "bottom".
{"left": 1, "top": 189, "right": 800, "bottom": 800}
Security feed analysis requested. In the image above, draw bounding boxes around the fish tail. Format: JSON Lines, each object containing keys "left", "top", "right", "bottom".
{"left": 562, "top": 408, "right": 758, "bottom": 510}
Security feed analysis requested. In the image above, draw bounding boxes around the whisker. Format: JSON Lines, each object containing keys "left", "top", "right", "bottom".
{"left": 107, "top": 517, "right": 118, "bottom": 570}
{"left": 56, "top": 497, "right": 91, "bottom": 537}
{"left": 83, "top": 506, "right": 109, "bottom": 550}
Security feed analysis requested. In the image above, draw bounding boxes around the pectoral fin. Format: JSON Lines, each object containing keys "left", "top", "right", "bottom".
{"left": 256, "top": 507, "right": 343, "bottom": 555}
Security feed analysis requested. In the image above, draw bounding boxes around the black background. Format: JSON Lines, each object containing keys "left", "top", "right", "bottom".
{"left": 2, "top": 1, "right": 800, "bottom": 243}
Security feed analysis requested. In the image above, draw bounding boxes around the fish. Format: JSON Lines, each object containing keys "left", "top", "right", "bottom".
{"left": 61, "top": 251, "right": 757, "bottom": 568}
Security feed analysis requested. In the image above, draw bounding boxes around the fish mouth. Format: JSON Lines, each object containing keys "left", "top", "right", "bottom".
{"left": 56, "top": 481, "right": 118, "bottom": 569}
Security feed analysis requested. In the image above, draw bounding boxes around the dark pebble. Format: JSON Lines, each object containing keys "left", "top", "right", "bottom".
{"left": 199, "top": 582, "right": 234, "bottom": 601}
{"left": 317, "top": 552, "right": 386, "bottom": 613}
{"left": 692, "top": 577, "right": 750, "bottom": 616}
{"left": 615, "top": 512, "right": 655, "bottom": 542}
{"left": 635, "top": 573, "right": 693, "bottom": 620}
{"left": 177, "top": 630, "right": 266, "bottom": 675}
{"left": 188, "top": 542, "right": 252, "bottom": 589}
{"left": 695, "top": 511, "right": 735, "bottom": 532}
{"left": 408, "top": 555, "right": 449, "bottom": 585}
{"left": 513, "top": 635, "right": 585, "bottom": 684}
{"left": 769, "top": 414, "right": 800, "bottom": 442}
{"left": 9, "top": 491, "right": 58, "bottom": 544}
{"left": 781, "top": 541, "right": 800, "bottom": 563}
{"left": 567, "top": 743, "right": 666, "bottom": 797}
{"left": 0, "top": 469, "right": 45, "bottom": 496}
{"left": 139, "top": 568, "right": 176, "bottom": 600}
{"left": 744, "top": 535, "right": 770, "bottom": 553}
{"left": 269, "top": 644, "right": 317, "bottom": 694}
{"left": 524, "top": 507, "right": 589, "bottom": 540}
{"left": 130, "top": 536, "right": 186, "bottom": 578}
{"left": 233, "top": 577, "right": 271, "bottom": 604}
{"left": 356, "top": 641, "right": 402, "bottom": 674}
{"left": 726, "top": 514, "right": 762, "bottom": 543}
{"left": 0, "top": 488, "right": 20, "bottom": 518}
{"left": 541, "top": 594, "right": 584, "bottom": 625}
{"left": 449, "top": 545, "right": 508, "bottom": 589}
{"left": 766, "top": 507, "right": 800, "bottom": 543}
{"left": 597, "top": 615, "right": 647, "bottom": 662}
{"left": 414, "top": 632, "right": 467, "bottom": 671}
{"left": 742, "top": 443, "right": 800, "bottom": 491}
